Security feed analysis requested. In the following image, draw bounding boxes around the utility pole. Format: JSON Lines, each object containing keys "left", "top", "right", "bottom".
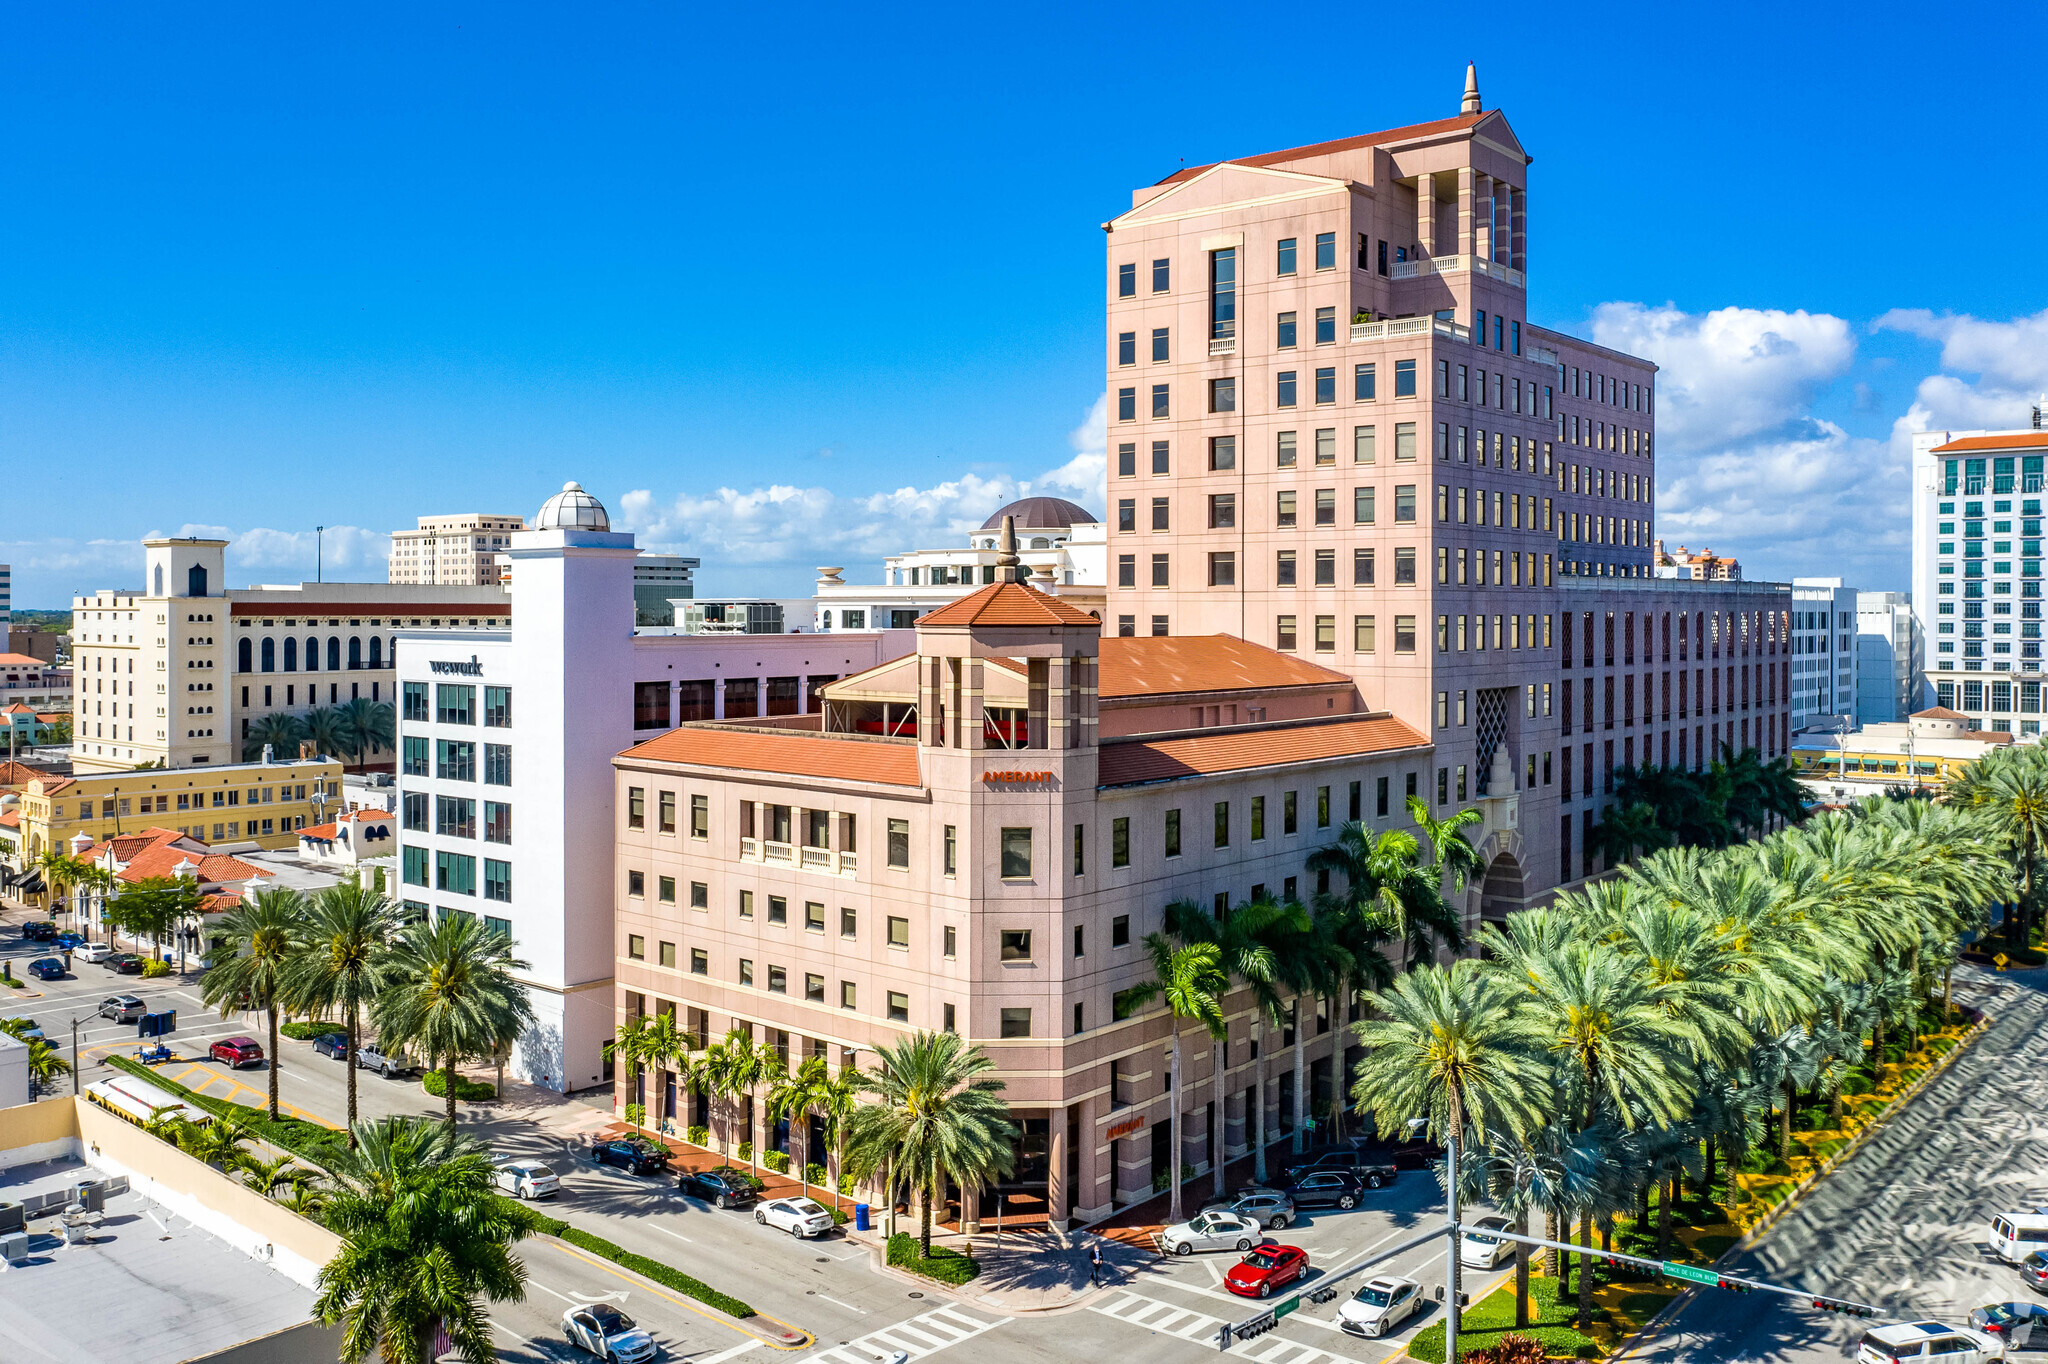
{"left": 316, "top": 526, "right": 327, "bottom": 584}
{"left": 1444, "top": 1124, "right": 1460, "bottom": 1364}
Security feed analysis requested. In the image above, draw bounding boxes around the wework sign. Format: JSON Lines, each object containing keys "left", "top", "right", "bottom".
{"left": 429, "top": 656, "right": 485, "bottom": 677}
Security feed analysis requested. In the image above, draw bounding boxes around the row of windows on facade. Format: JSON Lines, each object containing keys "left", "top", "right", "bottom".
{"left": 405, "top": 792, "right": 512, "bottom": 844}
{"left": 243, "top": 682, "right": 380, "bottom": 715}
{"left": 1118, "top": 482, "right": 1576, "bottom": 537}
{"left": 1119, "top": 314, "right": 1540, "bottom": 372}
{"left": 619, "top": 677, "right": 833, "bottom": 731}
{"left": 403, "top": 682, "right": 512, "bottom": 727}
{"left": 401, "top": 845, "right": 511, "bottom": 902}
{"left": 1938, "top": 680, "right": 2048, "bottom": 715}
{"left": 1128, "top": 545, "right": 1557, "bottom": 598}
{"left": 159, "top": 817, "right": 303, "bottom": 839}
{"left": 1114, "top": 427, "right": 1645, "bottom": 499}
{"left": 56, "top": 782, "right": 322, "bottom": 822}
{"left": 237, "top": 635, "right": 395, "bottom": 673}
{"left": 1538, "top": 662, "right": 1784, "bottom": 736}
{"left": 1940, "top": 457, "right": 2047, "bottom": 497}
{"left": 404, "top": 738, "right": 512, "bottom": 784}
{"left": 1561, "top": 607, "right": 1793, "bottom": 665}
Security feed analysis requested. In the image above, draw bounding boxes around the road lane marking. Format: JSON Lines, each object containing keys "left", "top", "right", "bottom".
{"left": 812, "top": 1295, "right": 866, "bottom": 1315}
{"left": 541, "top": 1238, "right": 814, "bottom": 1351}
{"left": 650, "top": 1223, "right": 696, "bottom": 1244}
{"left": 799, "top": 1307, "right": 1002, "bottom": 1364}
{"left": 698, "top": 1342, "right": 763, "bottom": 1364}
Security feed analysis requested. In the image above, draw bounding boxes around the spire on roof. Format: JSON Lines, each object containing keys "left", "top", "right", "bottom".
{"left": 1462, "top": 62, "right": 1481, "bottom": 115}
{"left": 996, "top": 514, "right": 1024, "bottom": 582}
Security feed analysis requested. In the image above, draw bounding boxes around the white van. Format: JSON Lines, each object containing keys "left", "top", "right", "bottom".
{"left": 1989, "top": 1210, "right": 2048, "bottom": 1264}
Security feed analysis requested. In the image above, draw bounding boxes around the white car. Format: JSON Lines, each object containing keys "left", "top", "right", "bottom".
{"left": 494, "top": 1160, "right": 561, "bottom": 1199}
{"left": 1339, "top": 1275, "right": 1425, "bottom": 1338}
{"left": 757, "top": 1196, "right": 835, "bottom": 1238}
{"left": 1462, "top": 1214, "right": 1515, "bottom": 1268}
{"left": 1161, "top": 1210, "right": 1263, "bottom": 1256}
{"left": 562, "top": 1304, "right": 655, "bottom": 1364}
{"left": 75, "top": 943, "right": 112, "bottom": 964}
{"left": 1857, "top": 1322, "right": 2001, "bottom": 1364}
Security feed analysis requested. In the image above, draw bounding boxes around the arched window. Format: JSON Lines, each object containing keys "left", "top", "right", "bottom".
{"left": 328, "top": 637, "right": 342, "bottom": 671}
{"left": 187, "top": 564, "right": 208, "bottom": 597}
{"left": 283, "top": 637, "right": 297, "bottom": 671}
{"left": 260, "top": 638, "right": 275, "bottom": 672}
{"left": 305, "top": 637, "right": 320, "bottom": 671}
{"left": 153, "top": 565, "right": 164, "bottom": 596}
{"left": 348, "top": 636, "right": 363, "bottom": 670}
{"left": 368, "top": 636, "right": 384, "bottom": 668}
{"left": 237, "top": 637, "right": 252, "bottom": 673}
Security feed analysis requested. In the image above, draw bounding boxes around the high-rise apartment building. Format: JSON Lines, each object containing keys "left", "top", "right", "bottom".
{"left": 1789, "top": 578, "right": 1860, "bottom": 733}
{"left": 1856, "top": 590, "right": 1921, "bottom": 725}
{"left": 70, "top": 537, "right": 507, "bottom": 773}
{"left": 1911, "top": 424, "right": 2048, "bottom": 732}
{"left": 0, "top": 561, "right": 11, "bottom": 625}
{"left": 1104, "top": 65, "right": 1790, "bottom": 913}
{"left": 389, "top": 514, "right": 527, "bottom": 585}
{"left": 632, "top": 553, "right": 702, "bottom": 627}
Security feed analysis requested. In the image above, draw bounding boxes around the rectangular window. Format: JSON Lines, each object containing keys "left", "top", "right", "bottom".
{"left": 1209, "top": 377, "right": 1235, "bottom": 413}
{"left": 1276, "top": 237, "right": 1296, "bottom": 275}
{"left": 1314, "top": 547, "right": 1336, "bottom": 584}
{"left": 484, "top": 859, "right": 511, "bottom": 903}
{"left": 944, "top": 824, "right": 957, "bottom": 875}
{"left": 1118, "top": 331, "right": 1135, "bottom": 366}
{"left": 1394, "top": 485, "right": 1417, "bottom": 522}
{"left": 1001, "top": 929, "right": 1032, "bottom": 962}
{"left": 1354, "top": 488, "right": 1376, "bottom": 526}
{"left": 1315, "top": 306, "right": 1336, "bottom": 345}
{"left": 1355, "top": 364, "right": 1377, "bottom": 401}
{"left": 1000, "top": 1008, "right": 1031, "bottom": 1039}
{"left": 626, "top": 787, "right": 645, "bottom": 829}
{"left": 483, "top": 686, "right": 511, "bottom": 727}
{"left": 1151, "top": 553, "right": 1170, "bottom": 587}
{"left": 841, "top": 905, "right": 858, "bottom": 938}
{"left": 888, "top": 818, "right": 910, "bottom": 869}
{"left": 1315, "top": 490, "right": 1336, "bottom": 526}
{"left": 436, "top": 684, "right": 474, "bottom": 725}
{"left": 435, "top": 850, "right": 475, "bottom": 896}
{"left": 942, "top": 925, "right": 957, "bottom": 958}
{"left": 1111, "top": 817, "right": 1130, "bottom": 868}
{"left": 1314, "top": 230, "right": 1335, "bottom": 269}
{"left": 1394, "top": 359, "right": 1417, "bottom": 397}
{"left": 1213, "top": 800, "right": 1230, "bottom": 848}
{"left": 1208, "top": 435, "right": 1235, "bottom": 471}
{"left": 1276, "top": 615, "right": 1297, "bottom": 651}
{"left": 1251, "top": 795, "right": 1265, "bottom": 840}
{"left": 1208, "top": 552, "right": 1235, "bottom": 587}
{"left": 403, "top": 791, "right": 428, "bottom": 832}
{"left": 435, "top": 795, "right": 475, "bottom": 839}
{"left": 806, "top": 901, "right": 826, "bottom": 932}
{"left": 403, "top": 681, "right": 429, "bottom": 723}
{"left": 403, "top": 844, "right": 429, "bottom": 887}
{"left": 1117, "top": 443, "right": 1135, "bottom": 477}
{"left": 1164, "top": 808, "right": 1182, "bottom": 857}
{"left": 887, "top": 992, "right": 910, "bottom": 1023}
{"left": 1118, "top": 388, "right": 1135, "bottom": 421}
{"left": 1315, "top": 427, "right": 1336, "bottom": 465}
{"left": 627, "top": 934, "right": 644, "bottom": 960}
{"left": 1153, "top": 257, "right": 1170, "bottom": 292}
{"left": 1276, "top": 310, "right": 1297, "bottom": 349}
{"left": 1394, "top": 548, "right": 1417, "bottom": 584}
{"left": 1117, "top": 499, "right": 1135, "bottom": 533}
{"left": 1354, "top": 614, "right": 1376, "bottom": 651}
{"left": 1314, "top": 614, "right": 1336, "bottom": 651}
{"left": 1001, "top": 827, "right": 1033, "bottom": 878}
{"left": 484, "top": 743, "right": 511, "bottom": 785}
{"left": 632, "top": 681, "right": 669, "bottom": 730}
{"left": 1209, "top": 247, "right": 1234, "bottom": 339}
{"left": 1277, "top": 371, "right": 1296, "bottom": 407}
{"left": 1151, "top": 384, "right": 1169, "bottom": 418}
{"left": 689, "top": 794, "right": 708, "bottom": 839}
{"left": 1394, "top": 615, "right": 1417, "bottom": 653}
{"left": 1117, "top": 555, "right": 1135, "bottom": 588}
{"left": 658, "top": 789, "right": 676, "bottom": 834}
{"left": 1394, "top": 422, "right": 1417, "bottom": 462}
{"left": 1150, "top": 497, "right": 1170, "bottom": 531}
{"left": 435, "top": 739, "right": 475, "bottom": 782}
{"left": 1208, "top": 493, "right": 1235, "bottom": 529}
{"left": 840, "top": 980, "right": 857, "bottom": 1010}
{"left": 1118, "top": 262, "right": 1135, "bottom": 297}
{"left": 403, "top": 735, "right": 430, "bottom": 777}
{"left": 1315, "top": 366, "right": 1336, "bottom": 404}
{"left": 1276, "top": 550, "right": 1297, "bottom": 586}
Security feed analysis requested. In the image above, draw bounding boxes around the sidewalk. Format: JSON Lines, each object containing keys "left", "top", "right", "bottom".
{"left": 840, "top": 1219, "right": 1158, "bottom": 1315}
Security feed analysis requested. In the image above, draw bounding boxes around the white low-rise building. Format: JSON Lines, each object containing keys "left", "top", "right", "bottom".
{"left": 394, "top": 482, "right": 906, "bottom": 1093}
{"left": 297, "top": 808, "right": 397, "bottom": 866}
{"left": 813, "top": 497, "right": 1106, "bottom": 632}
{"left": 1790, "top": 578, "right": 1861, "bottom": 733}
{"left": 1856, "top": 590, "right": 1921, "bottom": 724}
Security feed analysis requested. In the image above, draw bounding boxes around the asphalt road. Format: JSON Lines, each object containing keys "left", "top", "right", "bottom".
{"left": 1634, "top": 964, "right": 2048, "bottom": 1364}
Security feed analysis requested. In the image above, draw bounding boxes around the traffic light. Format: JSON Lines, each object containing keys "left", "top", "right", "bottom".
{"left": 1235, "top": 1312, "right": 1278, "bottom": 1340}
{"left": 1217, "top": 1324, "right": 1234, "bottom": 1349}
{"left": 1811, "top": 1298, "right": 1878, "bottom": 1318}
{"left": 1716, "top": 1278, "right": 1754, "bottom": 1293}
{"left": 1308, "top": 1287, "right": 1339, "bottom": 1305}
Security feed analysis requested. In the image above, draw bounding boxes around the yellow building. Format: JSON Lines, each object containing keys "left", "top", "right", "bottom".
{"left": 10, "top": 755, "right": 343, "bottom": 863}
{"left": 1791, "top": 707, "right": 2012, "bottom": 799}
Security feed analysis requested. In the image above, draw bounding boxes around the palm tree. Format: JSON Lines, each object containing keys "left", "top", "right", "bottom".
{"left": 843, "top": 1031, "right": 1018, "bottom": 1258}
{"left": 612, "top": 1015, "right": 658, "bottom": 1123}
{"left": 1410, "top": 793, "right": 1486, "bottom": 901}
{"left": 1946, "top": 745, "right": 2048, "bottom": 953}
{"left": 817, "top": 1063, "right": 863, "bottom": 1211}
{"left": 700, "top": 1027, "right": 771, "bottom": 1170}
{"left": 199, "top": 887, "right": 309, "bottom": 1120}
{"left": 316, "top": 1115, "right": 539, "bottom": 1364}
{"left": 1351, "top": 958, "right": 1545, "bottom": 1360}
{"left": 241, "top": 1150, "right": 321, "bottom": 1201}
{"left": 282, "top": 877, "right": 399, "bottom": 1145}
{"left": 767, "top": 1055, "right": 833, "bottom": 1192}
{"left": 242, "top": 711, "right": 308, "bottom": 762}
{"left": 33, "top": 848, "right": 79, "bottom": 924}
{"left": 303, "top": 705, "right": 355, "bottom": 760}
{"left": 374, "top": 914, "right": 535, "bottom": 1126}
{"left": 0, "top": 1018, "right": 71, "bottom": 1093}
{"left": 72, "top": 862, "right": 117, "bottom": 944}
{"left": 635, "top": 1011, "right": 691, "bottom": 1134}
{"left": 1591, "top": 801, "right": 1673, "bottom": 867}
{"left": 1122, "top": 933, "right": 1228, "bottom": 1224}
{"left": 336, "top": 697, "right": 396, "bottom": 773}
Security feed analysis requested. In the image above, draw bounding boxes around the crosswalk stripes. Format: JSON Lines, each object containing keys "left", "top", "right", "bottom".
{"left": 1088, "top": 1291, "right": 1375, "bottom": 1364}
{"left": 801, "top": 1304, "right": 1001, "bottom": 1364}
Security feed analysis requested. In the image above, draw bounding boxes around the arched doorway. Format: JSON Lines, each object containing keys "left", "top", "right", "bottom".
{"left": 1479, "top": 851, "right": 1526, "bottom": 925}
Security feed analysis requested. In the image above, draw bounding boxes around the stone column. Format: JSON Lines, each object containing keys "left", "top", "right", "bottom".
{"left": 1047, "top": 1107, "right": 1069, "bottom": 1230}
{"left": 1510, "top": 185, "right": 1528, "bottom": 273}
{"left": 1074, "top": 1093, "right": 1104, "bottom": 1220}
{"left": 1414, "top": 174, "right": 1434, "bottom": 259}
{"left": 960, "top": 1185, "right": 980, "bottom": 1235}
{"left": 1457, "top": 166, "right": 1475, "bottom": 261}
{"left": 713, "top": 677, "right": 726, "bottom": 721}
{"left": 1474, "top": 173, "right": 1493, "bottom": 265}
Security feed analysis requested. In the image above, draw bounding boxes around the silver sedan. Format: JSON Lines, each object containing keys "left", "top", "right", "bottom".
{"left": 1161, "top": 1210, "right": 1263, "bottom": 1255}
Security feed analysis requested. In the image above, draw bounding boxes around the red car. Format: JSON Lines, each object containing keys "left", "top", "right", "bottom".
{"left": 209, "top": 1036, "right": 265, "bottom": 1068}
{"left": 1225, "top": 1244, "right": 1309, "bottom": 1298}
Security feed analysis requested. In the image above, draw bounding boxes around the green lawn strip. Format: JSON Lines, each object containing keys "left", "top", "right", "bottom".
{"left": 1408, "top": 1275, "right": 1600, "bottom": 1362}
{"left": 532, "top": 1215, "right": 755, "bottom": 1318}
{"left": 106, "top": 1054, "right": 349, "bottom": 1167}
{"left": 885, "top": 1232, "right": 981, "bottom": 1285}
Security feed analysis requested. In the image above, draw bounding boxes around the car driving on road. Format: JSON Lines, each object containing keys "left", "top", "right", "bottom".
{"left": 1970, "top": 1302, "right": 2048, "bottom": 1350}
{"left": 494, "top": 1161, "right": 561, "bottom": 1199}
{"left": 1279, "top": 1147, "right": 1398, "bottom": 1188}
{"left": 209, "top": 1036, "right": 265, "bottom": 1068}
{"left": 756, "top": 1196, "right": 835, "bottom": 1238}
{"left": 1338, "top": 1275, "right": 1425, "bottom": 1338}
{"left": 1225, "top": 1244, "right": 1308, "bottom": 1298}
{"left": 562, "top": 1303, "right": 655, "bottom": 1364}
{"left": 98, "top": 995, "right": 146, "bottom": 1024}
{"left": 27, "top": 957, "right": 65, "bottom": 980}
{"left": 1161, "top": 1210, "right": 1264, "bottom": 1256}
{"left": 74, "top": 942, "right": 112, "bottom": 964}
{"left": 1276, "top": 1170, "right": 1371, "bottom": 1210}
{"left": 1463, "top": 1214, "right": 1516, "bottom": 1268}
{"left": 312, "top": 1033, "right": 349, "bottom": 1060}
{"left": 354, "top": 1042, "right": 417, "bottom": 1077}
{"left": 1857, "top": 1322, "right": 2001, "bottom": 1364}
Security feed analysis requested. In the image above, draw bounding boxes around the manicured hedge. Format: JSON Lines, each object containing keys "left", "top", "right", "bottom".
{"left": 531, "top": 1214, "right": 755, "bottom": 1318}
{"left": 886, "top": 1232, "right": 980, "bottom": 1285}
{"left": 422, "top": 1070, "right": 496, "bottom": 1101}
{"left": 278, "top": 1020, "right": 338, "bottom": 1040}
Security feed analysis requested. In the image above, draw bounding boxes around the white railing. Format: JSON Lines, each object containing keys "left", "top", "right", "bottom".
{"left": 800, "top": 846, "right": 832, "bottom": 869}
{"left": 1349, "top": 316, "right": 1472, "bottom": 345}
{"left": 1388, "top": 254, "right": 1526, "bottom": 288}
{"left": 1528, "top": 344, "right": 1559, "bottom": 367}
{"left": 1208, "top": 336, "right": 1236, "bottom": 356}
{"left": 740, "top": 837, "right": 760, "bottom": 860}
{"left": 838, "top": 851, "right": 857, "bottom": 873}
{"left": 764, "top": 840, "right": 793, "bottom": 864}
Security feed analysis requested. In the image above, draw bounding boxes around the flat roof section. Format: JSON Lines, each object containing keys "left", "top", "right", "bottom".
{"left": 0, "top": 1156, "right": 316, "bottom": 1364}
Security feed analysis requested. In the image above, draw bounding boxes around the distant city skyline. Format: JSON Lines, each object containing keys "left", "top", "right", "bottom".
{"left": 3, "top": 3, "right": 2043, "bottom": 607}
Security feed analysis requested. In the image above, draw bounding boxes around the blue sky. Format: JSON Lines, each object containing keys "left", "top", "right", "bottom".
{"left": 5, "top": 3, "right": 2044, "bottom": 606}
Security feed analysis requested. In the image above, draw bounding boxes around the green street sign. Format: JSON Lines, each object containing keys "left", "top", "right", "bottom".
{"left": 1274, "top": 1297, "right": 1301, "bottom": 1320}
{"left": 1664, "top": 1262, "right": 1719, "bottom": 1285}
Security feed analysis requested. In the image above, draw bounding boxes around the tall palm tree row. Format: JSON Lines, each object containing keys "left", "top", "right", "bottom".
{"left": 374, "top": 912, "right": 536, "bottom": 1127}
{"left": 1349, "top": 793, "right": 2008, "bottom": 1343}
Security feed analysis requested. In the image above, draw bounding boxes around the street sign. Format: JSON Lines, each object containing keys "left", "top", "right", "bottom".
{"left": 1663, "top": 1262, "right": 1719, "bottom": 1285}
{"left": 1273, "top": 1297, "right": 1301, "bottom": 1321}
{"left": 1994, "top": 953, "right": 2010, "bottom": 970}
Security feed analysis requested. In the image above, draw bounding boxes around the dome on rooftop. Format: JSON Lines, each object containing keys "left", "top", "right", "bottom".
{"left": 535, "top": 481, "right": 610, "bottom": 531}
{"left": 979, "top": 496, "right": 1098, "bottom": 531}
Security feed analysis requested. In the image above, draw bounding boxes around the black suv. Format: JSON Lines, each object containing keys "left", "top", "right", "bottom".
{"left": 1276, "top": 1169, "right": 1372, "bottom": 1209}
{"left": 678, "top": 1167, "right": 759, "bottom": 1208}
{"left": 1279, "top": 1147, "right": 1398, "bottom": 1188}
{"left": 20, "top": 922, "right": 56, "bottom": 942}
{"left": 590, "top": 1138, "right": 672, "bottom": 1175}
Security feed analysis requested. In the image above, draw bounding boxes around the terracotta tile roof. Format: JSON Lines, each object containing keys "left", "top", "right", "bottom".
{"left": 199, "top": 892, "right": 243, "bottom": 913}
{"left": 916, "top": 581, "right": 1099, "bottom": 629}
{"left": 28, "top": 775, "right": 76, "bottom": 796}
{"left": 0, "top": 760, "right": 50, "bottom": 786}
{"left": 1153, "top": 111, "right": 1487, "bottom": 187}
{"left": 1929, "top": 433, "right": 2048, "bottom": 454}
{"left": 621, "top": 727, "right": 921, "bottom": 788}
{"left": 114, "top": 838, "right": 273, "bottom": 886}
{"left": 1913, "top": 706, "right": 1968, "bottom": 719}
{"left": 0, "top": 653, "right": 52, "bottom": 668}
{"left": 301, "top": 822, "right": 341, "bottom": 839}
{"left": 1100, "top": 715, "right": 1429, "bottom": 787}
{"left": 3, "top": 702, "right": 36, "bottom": 715}
{"left": 1100, "top": 636, "right": 1352, "bottom": 699}
{"left": 0, "top": 810, "right": 17, "bottom": 829}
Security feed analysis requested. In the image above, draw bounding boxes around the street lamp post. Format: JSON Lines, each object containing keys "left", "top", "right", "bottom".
{"left": 316, "top": 525, "right": 327, "bottom": 584}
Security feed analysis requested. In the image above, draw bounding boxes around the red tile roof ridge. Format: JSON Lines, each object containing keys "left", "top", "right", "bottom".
{"left": 1929, "top": 433, "right": 2048, "bottom": 454}
{"left": 1100, "top": 712, "right": 1429, "bottom": 787}
{"left": 1152, "top": 111, "right": 1486, "bottom": 186}
{"left": 916, "top": 580, "right": 1099, "bottom": 629}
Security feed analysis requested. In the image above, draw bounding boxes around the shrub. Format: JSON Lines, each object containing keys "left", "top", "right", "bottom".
{"left": 736, "top": 1141, "right": 753, "bottom": 1162}
{"left": 422, "top": 1070, "right": 496, "bottom": 1101}
{"left": 838, "top": 1174, "right": 855, "bottom": 1195}
{"left": 685, "top": 1125, "right": 709, "bottom": 1147}
{"left": 623, "top": 1103, "right": 648, "bottom": 1130}
{"left": 278, "top": 1020, "right": 335, "bottom": 1040}
{"left": 141, "top": 959, "right": 172, "bottom": 978}
{"left": 763, "top": 1151, "right": 790, "bottom": 1175}
{"left": 805, "top": 1163, "right": 828, "bottom": 1188}
{"left": 886, "top": 1232, "right": 980, "bottom": 1285}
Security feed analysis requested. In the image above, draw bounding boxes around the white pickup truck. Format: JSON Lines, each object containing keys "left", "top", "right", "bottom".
{"left": 354, "top": 1042, "right": 419, "bottom": 1078}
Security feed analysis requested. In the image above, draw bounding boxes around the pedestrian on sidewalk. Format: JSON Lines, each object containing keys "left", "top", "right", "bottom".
{"left": 1090, "top": 1241, "right": 1104, "bottom": 1285}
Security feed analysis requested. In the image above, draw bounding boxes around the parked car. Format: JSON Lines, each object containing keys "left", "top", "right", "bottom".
{"left": 1857, "top": 1322, "right": 2000, "bottom": 1364}
{"left": 27, "top": 958, "right": 65, "bottom": 980}
{"left": 1161, "top": 1210, "right": 1265, "bottom": 1256}
{"left": 562, "top": 1304, "right": 656, "bottom": 1364}
{"left": 1338, "top": 1275, "right": 1426, "bottom": 1338}
{"left": 1970, "top": 1302, "right": 2048, "bottom": 1350}
{"left": 1462, "top": 1214, "right": 1517, "bottom": 1268}
{"left": 20, "top": 921, "right": 56, "bottom": 942}
{"left": 1201, "top": 1188, "right": 1297, "bottom": 1230}
{"left": 98, "top": 995, "right": 146, "bottom": 1024}
{"left": 1224, "top": 1244, "right": 1309, "bottom": 1298}
{"left": 209, "top": 1036, "right": 265, "bottom": 1068}
{"left": 74, "top": 942, "right": 112, "bottom": 964}
{"left": 354, "top": 1043, "right": 417, "bottom": 1077}
{"left": 1280, "top": 1147, "right": 1398, "bottom": 1189}
{"left": 312, "top": 1033, "right": 350, "bottom": 1060}
{"left": 495, "top": 1161, "right": 562, "bottom": 1200}
{"left": 590, "top": 1138, "right": 671, "bottom": 1175}
{"left": 53, "top": 932, "right": 84, "bottom": 951}
{"left": 1352, "top": 1116, "right": 1442, "bottom": 1170}
{"left": 757, "top": 1197, "right": 835, "bottom": 1238}
{"left": 2021, "top": 1251, "right": 2048, "bottom": 1295}
{"left": 1277, "top": 1170, "right": 1371, "bottom": 1210}
{"left": 677, "top": 1167, "right": 758, "bottom": 1208}
{"left": 1992, "top": 1212, "right": 2048, "bottom": 1265}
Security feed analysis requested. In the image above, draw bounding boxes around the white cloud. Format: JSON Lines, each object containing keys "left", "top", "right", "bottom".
{"left": 1875, "top": 307, "right": 2048, "bottom": 433}
{"left": 1069, "top": 390, "right": 1108, "bottom": 456}
{"left": 0, "top": 524, "right": 390, "bottom": 607}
